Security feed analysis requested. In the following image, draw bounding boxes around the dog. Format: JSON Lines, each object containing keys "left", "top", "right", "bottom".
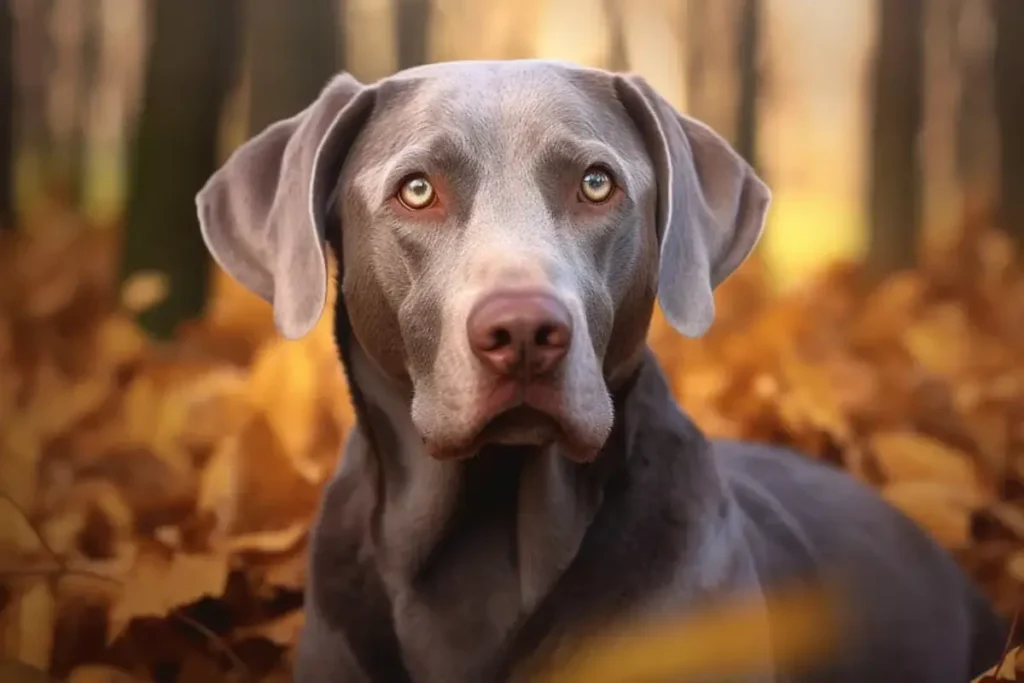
{"left": 196, "top": 60, "right": 1007, "bottom": 682}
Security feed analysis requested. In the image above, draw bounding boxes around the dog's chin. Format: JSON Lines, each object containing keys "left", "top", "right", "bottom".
{"left": 423, "top": 404, "right": 605, "bottom": 463}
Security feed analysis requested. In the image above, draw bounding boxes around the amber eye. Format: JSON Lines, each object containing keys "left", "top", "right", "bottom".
{"left": 398, "top": 175, "right": 436, "bottom": 209}
{"left": 579, "top": 167, "right": 614, "bottom": 203}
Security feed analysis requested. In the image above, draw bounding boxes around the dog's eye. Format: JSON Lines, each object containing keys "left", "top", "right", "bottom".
{"left": 397, "top": 175, "right": 436, "bottom": 210}
{"left": 579, "top": 167, "right": 614, "bottom": 204}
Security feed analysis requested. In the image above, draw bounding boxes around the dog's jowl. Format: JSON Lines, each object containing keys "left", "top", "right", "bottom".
{"left": 196, "top": 61, "right": 1007, "bottom": 683}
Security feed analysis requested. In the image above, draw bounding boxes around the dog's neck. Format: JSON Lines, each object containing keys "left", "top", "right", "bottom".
{"left": 345, "top": 340, "right": 621, "bottom": 611}
{"left": 333, "top": 331, "right": 757, "bottom": 681}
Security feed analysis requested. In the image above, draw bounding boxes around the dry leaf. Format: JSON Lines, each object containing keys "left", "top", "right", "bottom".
{"left": 93, "top": 315, "right": 148, "bottom": 370}
{"left": 0, "top": 494, "right": 45, "bottom": 560}
{"left": 119, "top": 271, "right": 169, "bottom": 314}
{"left": 227, "top": 521, "right": 308, "bottom": 556}
{"left": 870, "top": 431, "right": 986, "bottom": 497}
{"left": 882, "top": 481, "right": 977, "bottom": 550}
{"left": 0, "top": 421, "right": 43, "bottom": 511}
{"left": 66, "top": 664, "right": 140, "bottom": 683}
{"left": 247, "top": 339, "right": 320, "bottom": 459}
{"left": 0, "top": 658, "right": 56, "bottom": 683}
{"left": 108, "top": 545, "right": 230, "bottom": 641}
{"left": 0, "top": 582, "right": 57, "bottom": 670}
{"left": 902, "top": 304, "right": 973, "bottom": 377}
{"left": 198, "top": 416, "right": 320, "bottom": 538}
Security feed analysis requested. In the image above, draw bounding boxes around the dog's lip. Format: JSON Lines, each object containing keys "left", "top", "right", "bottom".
{"left": 478, "top": 379, "right": 565, "bottom": 425}
{"left": 423, "top": 380, "right": 582, "bottom": 460}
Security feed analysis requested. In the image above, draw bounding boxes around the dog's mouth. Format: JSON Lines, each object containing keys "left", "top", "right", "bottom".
{"left": 478, "top": 404, "right": 561, "bottom": 447}
{"left": 423, "top": 381, "right": 604, "bottom": 462}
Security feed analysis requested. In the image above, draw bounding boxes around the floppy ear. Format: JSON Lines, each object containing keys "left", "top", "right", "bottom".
{"left": 614, "top": 74, "right": 771, "bottom": 338}
{"left": 196, "top": 73, "right": 376, "bottom": 340}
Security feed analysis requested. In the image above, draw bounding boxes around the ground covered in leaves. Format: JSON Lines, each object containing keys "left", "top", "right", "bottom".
{"left": 1, "top": 208, "right": 1023, "bottom": 681}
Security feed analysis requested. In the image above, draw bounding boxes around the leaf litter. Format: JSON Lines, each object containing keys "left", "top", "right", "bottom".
{"left": 0, "top": 207, "right": 1022, "bottom": 681}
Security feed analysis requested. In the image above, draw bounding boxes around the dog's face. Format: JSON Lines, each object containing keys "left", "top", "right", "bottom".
{"left": 197, "top": 60, "right": 770, "bottom": 462}
{"left": 337, "top": 63, "right": 659, "bottom": 460}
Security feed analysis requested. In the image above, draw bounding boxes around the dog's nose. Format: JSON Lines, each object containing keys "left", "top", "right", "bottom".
{"left": 467, "top": 291, "right": 572, "bottom": 378}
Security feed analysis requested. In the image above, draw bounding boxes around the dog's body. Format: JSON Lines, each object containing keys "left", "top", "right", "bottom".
{"left": 196, "top": 61, "right": 1006, "bottom": 682}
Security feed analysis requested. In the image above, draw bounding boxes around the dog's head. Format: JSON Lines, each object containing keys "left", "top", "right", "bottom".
{"left": 198, "top": 61, "right": 769, "bottom": 462}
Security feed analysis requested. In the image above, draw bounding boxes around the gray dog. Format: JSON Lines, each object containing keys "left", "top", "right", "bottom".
{"left": 196, "top": 61, "right": 1006, "bottom": 682}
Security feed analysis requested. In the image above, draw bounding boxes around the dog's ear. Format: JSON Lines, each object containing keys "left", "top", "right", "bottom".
{"left": 196, "top": 73, "right": 376, "bottom": 340}
{"left": 614, "top": 74, "right": 771, "bottom": 338}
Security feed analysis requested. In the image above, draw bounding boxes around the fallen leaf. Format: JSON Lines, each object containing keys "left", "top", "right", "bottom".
{"left": 247, "top": 339, "right": 320, "bottom": 459}
{"left": 0, "top": 493, "right": 45, "bottom": 560}
{"left": 65, "top": 664, "right": 140, "bottom": 683}
{"left": 119, "top": 271, "right": 169, "bottom": 314}
{"left": 198, "top": 416, "right": 319, "bottom": 538}
{"left": 0, "top": 658, "right": 56, "bottom": 683}
{"left": 0, "top": 582, "right": 57, "bottom": 671}
{"left": 870, "top": 430, "right": 987, "bottom": 498}
{"left": 0, "top": 421, "right": 43, "bottom": 511}
{"left": 227, "top": 521, "right": 308, "bottom": 556}
{"left": 882, "top": 481, "right": 978, "bottom": 550}
{"left": 108, "top": 544, "right": 230, "bottom": 641}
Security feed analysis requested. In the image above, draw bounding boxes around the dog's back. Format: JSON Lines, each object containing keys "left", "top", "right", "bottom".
{"left": 717, "top": 440, "right": 1008, "bottom": 681}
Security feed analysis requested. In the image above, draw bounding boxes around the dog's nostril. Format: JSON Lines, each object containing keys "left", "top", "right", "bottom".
{"left": 491, "top": 328, "right": 513, "bottom": 350}
{"left": 535, "top": 324, "right": 564, "bottom": 348}
{"left": 535, "top": 325, "right": 552, "bottom": 347}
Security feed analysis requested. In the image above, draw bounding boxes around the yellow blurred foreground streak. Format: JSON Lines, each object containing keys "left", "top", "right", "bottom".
{"left": 530, "top": 584, "right": 839, "bottom": 683}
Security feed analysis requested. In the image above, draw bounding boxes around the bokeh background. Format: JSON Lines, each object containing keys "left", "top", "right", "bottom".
{"left": 1, "top": 0, "right": 1023, "bottom": 681}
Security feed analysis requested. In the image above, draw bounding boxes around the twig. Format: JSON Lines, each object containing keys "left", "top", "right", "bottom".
{"left": 996, "top": 607, "right": 1021, "bottom": 674}
{"left": 0, "top": 490, "right": 66, "bottom": 573}
{"left": 172, "top": 610, "right": 251, "bottom": 682}
{"left": 0, "top": 488, "right": 251, "bottom": 682}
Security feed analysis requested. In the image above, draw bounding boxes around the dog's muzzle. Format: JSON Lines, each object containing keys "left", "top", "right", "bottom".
{"left": 466, "top": 289, "right": 573, "bottom": 381}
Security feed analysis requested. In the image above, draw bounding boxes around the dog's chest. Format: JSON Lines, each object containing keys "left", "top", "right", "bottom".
{"left": 390, "top": 557, "right": 524, "bottom": 682}
{"left": 386, "top": 461, "right": 535, "bottom": 681}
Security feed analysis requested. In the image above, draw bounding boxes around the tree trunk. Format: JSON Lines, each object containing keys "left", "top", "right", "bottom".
{"left": 954, "top": 0, "right": 998, "bottom": 205}
{"left": 994, "top": 0, "right": 1024, "bottom": 252}
{"left": 11, "top": 0, "right": 55, "bottom": 212}
{"left": 47, "top": 0, "right": 94, "bottom": 206}
{"left": 866, "top": 0, "right": 924, "bottom": 279}
{"left": 247, "top": 0, "right": 340, "bottom": 134}
{"left": 686, "top": 0, "right": 741, "bottom": 144}
{"left": 119, "top": 0, "right": 242, "bottom": 339}
{"left": 0, "top": 0, "right": 14, "bottom": 229}
{"left": 735, "top": 0, "right": 761, "bottom": 170}
{"left": 603, "top": 0, "right": 629, "bottom": 72}
{"left": 394, "top": 0, "right": 432, "bottom": 70}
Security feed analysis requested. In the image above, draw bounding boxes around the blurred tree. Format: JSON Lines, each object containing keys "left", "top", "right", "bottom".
{"left": 120, "top": 0, "right": 242, "bottom": 339}
{"left": 954, "top": 0, "right": 998, "bottom": 204}
{"left": 394, "top": 0, "right": 432, "bottom": 70}
{"left": 603, "top": 0, "right": 629, "bottom": 72}
{"left": 866, "top": 0, "right": 924, "bottom": 278}
{"left": 735, "top": 0, "right": 761, "bottom": 170}
{"left": 11, "top": 0, "right": 55, "bottom": 211}
{"left": 46, "top": 0, "right": 98, "bottom": 206}
{"left": 994, "top": 0, "right": 1024, "bottom": 252}
{"left": 247, "top": 0, "right": 341, "bottom": 134}
{"left": 0, "top": 0, "right": 13, "bottom": 229}
{"left": 687, "top": 0, "right": 740, "bottom": 146}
